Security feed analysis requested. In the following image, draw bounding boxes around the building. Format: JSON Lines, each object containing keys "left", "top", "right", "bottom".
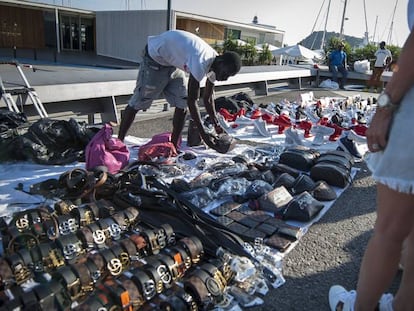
{"left": 0, "top": 0, "right": 285, "bottom": 63}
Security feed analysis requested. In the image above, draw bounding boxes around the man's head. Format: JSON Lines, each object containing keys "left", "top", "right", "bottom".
{"left": 380, "top": 41, "right": 386, "bottom": 48}
{"left": 338, "top": 42, "right": 345, "bottom": 50}
{"left": 211, "top": 51, "right": 241, "bottom": 81}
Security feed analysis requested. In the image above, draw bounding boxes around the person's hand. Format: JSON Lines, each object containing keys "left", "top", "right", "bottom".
{"left": 366, "top": 108, "right": 394, "bottom": 152}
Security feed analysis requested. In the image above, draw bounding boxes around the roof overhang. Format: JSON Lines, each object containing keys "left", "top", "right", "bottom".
{"left": 0, "top": 0, "right": 94, "bottom": 15}
{"left": 175, "top": 10, "right": 285, "bottom": 35}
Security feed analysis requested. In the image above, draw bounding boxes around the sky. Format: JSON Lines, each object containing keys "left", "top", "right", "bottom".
{"left": 28, "top": 0, "right": 410, "bottom": 47}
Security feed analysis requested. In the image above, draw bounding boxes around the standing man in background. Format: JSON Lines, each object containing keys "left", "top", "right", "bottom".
{"left": 367, "top": 41, "right": 392, "bottom": 92}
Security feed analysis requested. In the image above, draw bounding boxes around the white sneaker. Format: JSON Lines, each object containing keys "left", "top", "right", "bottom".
{"left": 379, "top": 293, "right": 394, "bottom": 311}
{"left": 284, "top": 127, "right": 303, "bottom": 146}
{"left": 311, "top": 125, "right": 335, "bottom": 146}
{"left": 347, "top": 129, "right": 367, "bottom": 144}
{"left": 254, "top": 118, "right": 272, "bottom": 137}
{"left": 217, "top": 114, "right": 233, "bottom": 133}
{"left": 329, "top": 285, "right": 356, "bottom": 311}
{"left": 234, "top": 115, "right": 254, "bottom": 125}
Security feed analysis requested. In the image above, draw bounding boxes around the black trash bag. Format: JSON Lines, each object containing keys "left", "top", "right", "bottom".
{"left": 0, "top": 109, "right": 28, "bottom": 132}
{"left": 15, "top": 118, "right": 99, "bottom": 165}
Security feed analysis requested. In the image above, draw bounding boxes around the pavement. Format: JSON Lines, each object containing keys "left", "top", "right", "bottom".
{"left": 117, "top": 88, "right": 402, "bottom": 311}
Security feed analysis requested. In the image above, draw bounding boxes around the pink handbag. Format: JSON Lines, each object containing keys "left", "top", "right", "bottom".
{"left": 85, "top": 123, "right": 130, "bottom": 174}
{"left": 138, "top": 132, "right": 180, "bottom": 164}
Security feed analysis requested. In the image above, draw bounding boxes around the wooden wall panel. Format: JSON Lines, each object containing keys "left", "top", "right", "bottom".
{"left": 0, "top": 5, "right": 45, "bottom": 48}
{"left": 176, "top": 18, "right": 225, "bottom": 45}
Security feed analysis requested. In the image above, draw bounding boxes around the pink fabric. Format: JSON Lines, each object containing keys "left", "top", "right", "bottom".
{"left": 85, "top": 124, "right": 130, "bottom": 174}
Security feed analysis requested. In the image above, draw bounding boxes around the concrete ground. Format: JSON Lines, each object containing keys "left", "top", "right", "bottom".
{"left": 116, "top": 88, "right": 402, "bottom": 311}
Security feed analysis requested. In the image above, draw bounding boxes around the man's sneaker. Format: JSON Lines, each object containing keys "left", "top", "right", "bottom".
{"left": 338, "top": 136, "right": 363, "bottom": 159}
{"left": 379, "top": 293, "right": 394, "bottom": 311}
{"left": 305, "top": 107, "right": 321, "bottom": 124}
{"left": 328, "top": 285, "right": 356, "bottom": 311}
{"left": 284, "top": 127, "right": 303, "bottom": 146}
{"left": 311, "top": 125, "right": 335, "bottom": 145}
{"left": 254, "top": 118, "right": 272, "bottom": 137}
{"left": 217, "top": 114, "right": 233, "bottom": 134}
{"left": 347, "top": 129, "right": 366, "bottom": 144}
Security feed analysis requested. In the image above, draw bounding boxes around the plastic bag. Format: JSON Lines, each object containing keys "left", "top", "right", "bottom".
{"left": 354, "top": 59, "right": 370, "bottom": 73}
{"left": 85, "top": 123, "right": 130, "bottom": 174}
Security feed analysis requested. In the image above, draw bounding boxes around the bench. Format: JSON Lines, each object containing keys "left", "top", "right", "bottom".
{"left": 314, "top": 65, "right": 393, "bottom": 88}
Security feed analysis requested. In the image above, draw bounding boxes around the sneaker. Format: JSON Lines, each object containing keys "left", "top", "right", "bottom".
{"left": 304, "top": 107, "right": 321, "bottom": 124}
{"left": 379, "top": 293, "right": 394, "bottom": 311}
{"left": 328, "top": 285, "right": 356, "bottom": 311}
{"left": 338, "top": 136, "right": 363, "bottom": 159}
{"left": 284, "top": 127, "right": 303, "bottom": 146}
{"left": 254, "top": 118, "right": 272, "bottom": 137}
{"left": 234, "top": 115, "right": 254, "bottom": 125}
{"left": 311, "top": 125, "right": 335, "bottom": 145}
{"left": 217, "top": 114, "right": 233, "bottom": 134}
{"left": 347, "top": 129, "right": 367, "bottom": 144}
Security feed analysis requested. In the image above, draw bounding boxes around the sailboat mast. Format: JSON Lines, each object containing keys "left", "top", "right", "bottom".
{"left": 339, "top": 0, "right": 348, "bottom": 40}
{"left": 321, "top": 0, "right": 331, "bottom": 49}
{"left": 387, "top": 0, "right": 398, "bottom": 44}
{"left": 363, "top": 0, "right": 369, "bottom": 45}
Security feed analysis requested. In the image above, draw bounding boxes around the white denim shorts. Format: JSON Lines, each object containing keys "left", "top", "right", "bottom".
{"left": 366, "top": 86, "right": 414, "bottom": 194}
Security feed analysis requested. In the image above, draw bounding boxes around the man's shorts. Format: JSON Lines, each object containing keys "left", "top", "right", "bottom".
{"left": 128, "top": 48, "right": 188, "bottom": 111}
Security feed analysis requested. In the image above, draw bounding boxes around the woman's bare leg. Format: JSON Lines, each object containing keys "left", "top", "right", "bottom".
{"left": 354, "top": 183, "right": 414, "bottom": 311}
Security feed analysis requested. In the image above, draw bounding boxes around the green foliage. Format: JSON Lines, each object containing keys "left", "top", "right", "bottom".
{"left": 257, "top": 44, "right": 273, "bottom": 65}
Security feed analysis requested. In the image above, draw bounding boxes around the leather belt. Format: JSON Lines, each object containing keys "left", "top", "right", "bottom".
{"left": 178, "top": 236, "right": 204, "bottom": 265}
{"left": 71, "top": 262, "right": 94, "bottom": 294}
{"left": 52, "top": 265, "right": 82, "bottom": 301}
{"left": 33, "top": 283, "right": 55, "bottom": 310}
{"left": 118, "top": 274, "right": 144, "bottom": 309}
{"left": 130, "top": 268, "right": 157, "bottom": 301}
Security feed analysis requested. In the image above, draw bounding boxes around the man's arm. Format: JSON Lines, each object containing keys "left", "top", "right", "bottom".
{"left": 186, "top": 74, "right": 217, "bottom": 148}
{"left": 203, "top": 78, "right": 223, "bottom": 133}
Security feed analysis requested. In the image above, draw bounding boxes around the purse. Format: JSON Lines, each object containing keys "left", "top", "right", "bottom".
{"left": 279, "top": 147, "right": 320, "bottom": 171}
{"left": 258, "top": 186, "right": 293, "bottom": 213}
{"left": 310, "top": 162, "right": 352, "bottom": 188}
{"left": 85, "top": 123, "right": 130, "bottom": 174}
{"left": 279, "top": 191, "right": 324, "bottom": 222}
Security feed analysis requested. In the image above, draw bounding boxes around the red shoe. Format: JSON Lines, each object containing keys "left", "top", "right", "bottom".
{"left": 250, "top": 109, "right": 262, "bottom": 119}
{"left": 236, "top": 108, "right": 247, "bottom": 118}
{"left": 326, "top": 123, "right": 343, "bottom": 141}
{"left": 273, "top": 114, "right": 291, "bottom": 134}
{"left": 296, "top": 120, "right": 313, "bottom": 138}
{"left": 219, "top": 108, "right": 237, "bottom": 122}
{"left": 261, "top": 113, "right": 275, "bottom": 124}
{"left": 353, "top": 124, "right": 368, "bottom": 136}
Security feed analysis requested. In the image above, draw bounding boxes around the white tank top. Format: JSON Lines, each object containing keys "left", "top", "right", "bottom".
{"left": 148, "top": 30, "right": 218, "bottom": 82}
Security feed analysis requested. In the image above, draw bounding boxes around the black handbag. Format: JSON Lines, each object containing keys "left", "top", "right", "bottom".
{"left": 279, "top": 147, "right": 320, "bottom": 171}
{"left": 310, "top": 162, "right": 352, "bottom": 188}
{"left": 279, "top": 191, "right": 324, "bottom": 222}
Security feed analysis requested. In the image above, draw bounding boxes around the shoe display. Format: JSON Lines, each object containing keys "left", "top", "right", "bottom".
{"left": 338, "top": 136, "right": 363, "bottom": 159}
{"left": 328, "top": 285, "right": 356, "bottom": 311}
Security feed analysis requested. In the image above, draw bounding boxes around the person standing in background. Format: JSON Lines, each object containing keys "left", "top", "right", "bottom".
{"left": 367, "top": 41, "right": 392, "bottom": 92}
{"left": 328, "top": 0, "right": 414, "bottom": 310}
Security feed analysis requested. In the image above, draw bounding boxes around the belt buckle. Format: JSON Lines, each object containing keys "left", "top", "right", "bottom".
{"left": 49, "top": 249, "right": 65, "bottom": 268}
{"left": 67, "top": 277, "right": 82, "bottom": 300}
{"left": 12, "top": 263, "right": 31, "bottom": 285}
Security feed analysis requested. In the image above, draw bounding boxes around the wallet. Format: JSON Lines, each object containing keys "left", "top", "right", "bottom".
{"left": 265, "top": 233, "right": 296, "bottom": 252}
